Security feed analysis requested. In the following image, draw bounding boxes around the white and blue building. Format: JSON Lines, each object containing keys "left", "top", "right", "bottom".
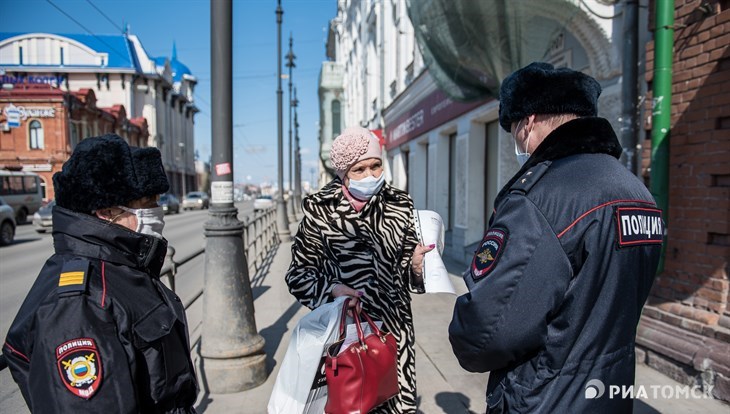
{"left": 0, "top": 30, "right": 198, "bottom": 197}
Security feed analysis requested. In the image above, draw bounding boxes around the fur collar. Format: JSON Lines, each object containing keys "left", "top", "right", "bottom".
{"left": 497, "top": 117, "right": 622, "bottom": 200}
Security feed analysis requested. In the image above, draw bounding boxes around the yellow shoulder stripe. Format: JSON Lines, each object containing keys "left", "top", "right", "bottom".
{"left": 59, "top": 271, "right": 85, "bottom": 287}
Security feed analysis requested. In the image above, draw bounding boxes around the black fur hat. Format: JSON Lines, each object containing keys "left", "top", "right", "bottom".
{"left": 53, "top": 134, "right": 169, "bottom": 213}
{"left": 498, "top": 62, "right": 602, "bottom": 132}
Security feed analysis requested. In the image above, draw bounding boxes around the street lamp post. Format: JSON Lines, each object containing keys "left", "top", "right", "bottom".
{"left": 179, "top": 142, "right": 187, "bottom": 197}
{"left": 275, "top": 0, "right": 291, "bottom": 240}
{"left": 201, "top": 0, "right": 266, "bottom": 393}
{"left": 293, "top": 87, "right": 302, "bottom": 215}
{"left": 285, "top": 34, "right": 296, "bottom": 221}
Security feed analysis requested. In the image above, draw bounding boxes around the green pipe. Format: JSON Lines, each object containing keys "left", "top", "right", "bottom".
{"left": 650, "top": 0, "right": 675, "bottom": 274}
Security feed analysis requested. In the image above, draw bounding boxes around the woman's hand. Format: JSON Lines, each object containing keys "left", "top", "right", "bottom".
{"left": 332, "top": 283, "right": 363, "bottom": 314}
{"left": 412, "top": 243, "right": 436, "bottom": 277}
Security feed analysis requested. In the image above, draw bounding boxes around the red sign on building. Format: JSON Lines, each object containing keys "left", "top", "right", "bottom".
{"left": 384, "top": 88, "right": 491, "bottom": 150}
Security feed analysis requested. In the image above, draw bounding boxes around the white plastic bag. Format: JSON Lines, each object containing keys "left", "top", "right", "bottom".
{"left": 267, "top": 297, "right": 347, "bottom": 414}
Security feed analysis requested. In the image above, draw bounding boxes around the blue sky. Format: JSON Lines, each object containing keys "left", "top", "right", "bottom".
{"left": 0, "top": 0, "right": 334, "bottom": 186}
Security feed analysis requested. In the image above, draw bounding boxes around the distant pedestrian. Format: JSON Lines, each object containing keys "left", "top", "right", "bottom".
{"left": 449, "top": 62, "right": 663, "bottom": 413}
{"left": 286, "top": 126, "right": 433, "bottom": 413}
{"left": 4, "top": 134, "right": 198, "bottom": 413}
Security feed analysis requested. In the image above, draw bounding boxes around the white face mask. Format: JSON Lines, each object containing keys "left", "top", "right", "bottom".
{"left": 513, "top": 119, "right": 531, "bottom": 166}
{"left": 118, "top": 206, "right": 165, "bottom": 239}
{"left": 347, "top": 172, "right": 385, "bottom": 200}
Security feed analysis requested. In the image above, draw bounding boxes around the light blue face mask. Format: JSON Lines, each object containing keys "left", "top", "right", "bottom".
{"left": 513, "top": 119, "right": 531, "bottom": 166}
{"left": 348, "top": 172, "right": 385, "bottom": 200}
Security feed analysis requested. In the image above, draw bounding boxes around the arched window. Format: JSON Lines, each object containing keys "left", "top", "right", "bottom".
{"left": 332, "top": 99, "right": 341, "bottom": 137}
{"left": 29, "top": 120, "right": 44, "bottom": 149}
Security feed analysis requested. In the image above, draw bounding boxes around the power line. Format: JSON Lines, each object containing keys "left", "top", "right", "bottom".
{"left": 85, "top": 0, "right": 124, "bottom": 33}
{"left": 45, "top": 0, "right": 129, "bottom": 63}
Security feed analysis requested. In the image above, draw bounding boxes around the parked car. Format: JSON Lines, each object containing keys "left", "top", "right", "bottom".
{"left": 253, "top": 195, "right": 274, "bottom": 212}
{"left": 32, "top": 199, "right": 55, "bottom": 233}
{"left": 0, "top": 197, "right": 16, "bottom": 246}
{"left": 159, "top": 194, "right": 181, "bottom": 215}
{"left": 182, "top": 191, "right": 210, "bottom": 210}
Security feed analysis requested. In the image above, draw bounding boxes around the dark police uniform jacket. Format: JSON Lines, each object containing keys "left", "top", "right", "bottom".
{"left": 4, "top": 207, "right": 198, "bottom": 413}
{"left": 449, "top": 117, "right": 663, "bottom": 413}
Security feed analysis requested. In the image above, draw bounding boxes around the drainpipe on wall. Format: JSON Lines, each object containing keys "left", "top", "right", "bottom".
{"left": 650, "top": 0, "right": 675, "bottom": 274}
{"left": 379, "top": 0, "right": 385, "bottom": 129}
{"left": 621, "top": 0, "right": 639, "bottom": 175}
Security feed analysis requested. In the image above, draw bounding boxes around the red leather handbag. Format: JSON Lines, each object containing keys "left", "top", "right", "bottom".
{"left": 324, "top": 299, "right": 399, "bottom": 414}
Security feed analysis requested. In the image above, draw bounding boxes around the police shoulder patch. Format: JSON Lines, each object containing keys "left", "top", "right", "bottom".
{"left": 615, "top": 207, "right": 663, "bottom": 248}
{"left": 471, "top": 228, "right": 508, "bottom": 281}
{"left": 56, "top": 337, "right": 102, "bottom": 399}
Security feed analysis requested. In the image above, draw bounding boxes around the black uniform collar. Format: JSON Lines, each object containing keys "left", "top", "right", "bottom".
{"left": 497, "top": 117, "right": 622, "bottom": 201}
{"left": 52, "top": 206, "right": 168, "bottom": 276}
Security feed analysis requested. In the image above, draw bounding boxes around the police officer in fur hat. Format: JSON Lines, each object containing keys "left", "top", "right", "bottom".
{"left": 449, "top": 63, "right": 663, "bottom": 413}
{"left": 4, "top": 134, "right": 198, "bottom": 413}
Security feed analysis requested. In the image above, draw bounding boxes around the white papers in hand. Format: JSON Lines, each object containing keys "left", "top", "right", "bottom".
{"left": 414, "top": 210, "right": 456, "bottom": 294}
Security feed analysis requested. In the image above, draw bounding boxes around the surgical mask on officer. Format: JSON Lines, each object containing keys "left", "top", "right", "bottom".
{"left": 512, "top": 118, "right": 531, "bottom": 166}
{"left": 118, "top": 206, "right": 166, "bottom": 239}
{"left": 348, "top": 172, "right": 385, "bottom": 200}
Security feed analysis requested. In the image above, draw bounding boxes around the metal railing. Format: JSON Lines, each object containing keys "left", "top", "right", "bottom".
{"left": 0, "top": 206, "right": 280, "bottom": 372}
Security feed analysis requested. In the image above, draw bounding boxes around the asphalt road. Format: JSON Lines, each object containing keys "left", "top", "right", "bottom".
{"left": 0, "top": 201, "right": 254, "bottom": 412}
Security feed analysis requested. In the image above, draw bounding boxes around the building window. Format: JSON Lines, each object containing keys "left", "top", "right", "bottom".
{"left": 332, "top": 99, "right": 341, "bottom": 136}
{"left": 70, "top": 122, "right": 80, "bottom": 149}
{"left": 29, "top": 120, "right": 44, "bottom": 149}
{"left": 405, "top": 62, "right": 414, "bottom": 86}
{"left": 19, "top": 46, "right": 24, "bottom": 65}
{"left": 60, "top": 47, "right": 65, "bottom": 65}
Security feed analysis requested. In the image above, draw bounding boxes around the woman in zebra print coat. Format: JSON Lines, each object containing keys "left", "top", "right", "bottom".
{"left": 286, "top": 127, "right": 432, "bottom": 413}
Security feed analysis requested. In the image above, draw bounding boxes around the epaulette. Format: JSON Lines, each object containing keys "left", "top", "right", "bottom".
{"left": 58, "top": 259, "right": 91, "bottom": 296}
{"left": 509, "top": 162, "right": 551, "bottom": 195}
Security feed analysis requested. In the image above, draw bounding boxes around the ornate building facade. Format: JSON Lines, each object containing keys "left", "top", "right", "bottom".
{"left": 0, "top": 31, "right": 197, "bottom": 198}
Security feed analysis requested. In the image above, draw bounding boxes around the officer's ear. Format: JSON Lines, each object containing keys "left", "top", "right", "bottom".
{"left": 94, "top": 208, "right": 123, "bottom": 223}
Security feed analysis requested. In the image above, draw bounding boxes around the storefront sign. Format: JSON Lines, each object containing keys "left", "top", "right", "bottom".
{"left": 3, "top": 103, "right": 56, "bottom": 122}
{"left": 1, "top": 74, "right": 65, "bottom": 88}
{"left": 384, "top": 88, "right": 490, "bottom": 150}
{"left": 22, "top": 164, "right": 53, "bottom": 172}
{"left": 4, "top": 104, "right": 21, "bottom": 128}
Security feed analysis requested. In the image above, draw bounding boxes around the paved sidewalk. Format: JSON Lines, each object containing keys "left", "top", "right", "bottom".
{"left": 190, "top": 223, "right": 728, "bottom": 413}
{"left": 191, "top": 224, "right": 488, "bottom": 413}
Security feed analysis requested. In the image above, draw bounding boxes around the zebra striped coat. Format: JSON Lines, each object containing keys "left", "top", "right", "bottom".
{"left": 286, "top": 179, "right": 423, "bottom": 413}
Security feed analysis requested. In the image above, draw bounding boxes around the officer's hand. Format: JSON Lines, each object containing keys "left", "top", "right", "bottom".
{"left": 412, "top": 243, "right": 436, "bottom": 277}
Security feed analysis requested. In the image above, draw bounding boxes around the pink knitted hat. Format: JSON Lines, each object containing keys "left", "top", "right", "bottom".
{"left": 330, "top": 126, "right": 382, "bottom": 179}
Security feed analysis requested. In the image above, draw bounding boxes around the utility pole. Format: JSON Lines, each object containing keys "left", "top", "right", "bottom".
{"left": 285, "top": 33, "right": 296, "bottom": 221}
{"left": 275, "top": 0, "right": 291, "bottom": 239}
{"left": 293, "top": 86, "right": 302, "bottom": 214}
{"left": 201, "top": 0, "right": 266, "bottom": 393}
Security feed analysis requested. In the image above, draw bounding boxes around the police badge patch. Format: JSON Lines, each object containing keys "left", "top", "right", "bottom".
{"left": 472, "top": 228, "right": 508, "bottom": 281}
{"left": 56, "top": 338, "right": 102, "bottom": 399}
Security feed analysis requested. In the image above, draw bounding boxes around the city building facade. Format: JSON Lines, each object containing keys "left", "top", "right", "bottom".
{"left": 0, "top": 31, "right": 197, "bottom": 199}
{"left": 318, "top": 0, "right": 629, "bottom": 262}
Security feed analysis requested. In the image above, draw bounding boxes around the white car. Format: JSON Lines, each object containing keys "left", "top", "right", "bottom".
{"left": 253, "top": 195, "right": 274, "bottom": 212}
